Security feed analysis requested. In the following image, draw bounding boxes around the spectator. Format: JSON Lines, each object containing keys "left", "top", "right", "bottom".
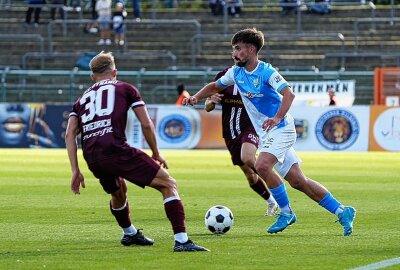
{"left": 1, "top": 0, "right": 11, "bottom": 9}
{"left": 209, "top": 0, "right": 223, "bottom": 16}
{"left": 95, "top": 0, "right": 112, "bottom": 45}
{"left": 112, "top": 2, "right": 126, "bottom": 46}
{"left": 84, "top": 0, "right": 99, "bottom": 34}
{"left": 66, "top": 0, "right": 81, "bottom": 11}
{"left": 209, "top": 0, "right": 242, "bottom": 17}
{"left": 24, "top": 0, "right": 46, "bottom": 27}
{"left": 280, "top": 0, "right": 297, "bottom": 15}
{"left": 308, "top": 0, "right": 331, "bottom": 15}
{"left": 226, "top": 0, "right": 242, "bottom": 18}
{"left": 132, "top": 0, "right": 141, "bottom": 21}
{"left": 328, "top": 87, "right": 337, "bottom": 106}
{"left": 50, "top": 0, "right": 65, "bottom": 21}
{"left": 175, "top": 84, "right": 190, "bottom": 106}
{"left": 165, "top": 0, "right": 177, "bottom": 8}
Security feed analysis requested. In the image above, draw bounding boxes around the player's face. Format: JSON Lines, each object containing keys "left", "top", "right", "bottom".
{"left": 0, "top": 103, "right": 31, "bottom": 146}
{"left": 232, "top": 42, "right": 251, "bottom": 67}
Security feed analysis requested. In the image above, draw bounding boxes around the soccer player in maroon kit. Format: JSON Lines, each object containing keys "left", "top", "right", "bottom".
{"left": 204, "top": 68, "right": 278, "bottom": 216}
{"left": 65, "top": 51, "right": 208, "bottom": 252}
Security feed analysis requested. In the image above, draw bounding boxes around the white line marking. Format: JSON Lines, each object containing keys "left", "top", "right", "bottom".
{"left": 350, "top": 257, "right": 400, "bottom": 270}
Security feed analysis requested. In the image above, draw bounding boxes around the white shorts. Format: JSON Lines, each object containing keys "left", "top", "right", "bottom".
{"left": 258, "top": 121, "right": 297, "bottom": 163}
{"left": 274, "top": 147, "right": 301, "bottom": 178}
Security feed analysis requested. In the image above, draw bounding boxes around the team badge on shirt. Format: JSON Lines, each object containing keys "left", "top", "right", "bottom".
{"left": 253, "top": 78, "right": 259, "bottom": 88}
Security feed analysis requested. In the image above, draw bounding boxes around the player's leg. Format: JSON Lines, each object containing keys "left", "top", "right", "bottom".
{"left": 149, "top": 168, "right": 209, "bottom": 252}
{"left": 239, "top": 141, "right": 277, "bottom": 216}
{"left": 257, "top": 124, "right": 297, "bottom": 233}
{"left": 282, "top": 151, "right": 356, "bottom": 236}
{"left": 108, "top": 177, "right": 154, "bottom": 246}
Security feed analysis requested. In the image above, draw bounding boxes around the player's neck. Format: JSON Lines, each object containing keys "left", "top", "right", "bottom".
{"left": 244, "top": 58, "right": 259, "bottom": 72}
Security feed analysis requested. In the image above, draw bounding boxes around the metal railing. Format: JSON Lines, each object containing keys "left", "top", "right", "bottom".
{"left": 0, "top": 68, "right": 374, "bottom": 104}
{"left": 221, "top": 0, "right": 382, "bottom": 35}
{"left": 353, "top": 17, "right": 400, "bottom": 52}
{"left": 191, "top": 32, "right": 345, "bottom": 67}
{"left": 322, "top": 52, "right": 400, "bottom": 71}
{"left": 21, "top": 51, "right": 177, "bottom": 70}
{"left": 47, "top": 18, "right": 202, "bottom": 53}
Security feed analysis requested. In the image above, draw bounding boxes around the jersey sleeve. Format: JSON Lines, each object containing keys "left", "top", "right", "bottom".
{"left": 125, "top": 83, "right": 145, "bottom": 109}
{"left": 216, "top": 67, "right": 235, "bottom": 88}
{"left": 69, "top": 100, "right": 80, "bottom": 118}
{"left": 268, "top": 69, "right": 290, "bottom": 93}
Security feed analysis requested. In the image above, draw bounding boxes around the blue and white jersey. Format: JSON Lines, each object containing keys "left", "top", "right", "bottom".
{"left": 216, "top": 61, "right": 294, "bottom": 136}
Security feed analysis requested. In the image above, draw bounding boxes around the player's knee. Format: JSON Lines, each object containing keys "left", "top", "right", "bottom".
{"left": 255, "top": 163, "right": 273, "bottom": 177}
{"left": 111, "top": 188, "right": 127, "bottom": 207}
{"left": 165, "top": 176, "right": 178, "bottom": 191}
{"left": 241, "top": 156, "right": 254, "bottom": 168}
{"left": 287, "top": 176, "right": 306, "bottom": 190}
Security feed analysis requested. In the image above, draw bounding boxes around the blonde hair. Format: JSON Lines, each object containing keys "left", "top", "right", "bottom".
{"left": 89, "top": 51, "right": 115, "bottom": 74}
{"left": 115, "top": 2, "right": 123, "bottom": 10}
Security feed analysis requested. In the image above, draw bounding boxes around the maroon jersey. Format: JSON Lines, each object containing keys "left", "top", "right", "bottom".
{"left": 69, "top": 79, "right": 144, "bottom": 164}
{"left": 214, "top": 69, "right": 255, "bottom": 140}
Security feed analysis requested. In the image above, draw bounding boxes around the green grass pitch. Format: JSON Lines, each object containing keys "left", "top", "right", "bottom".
{"left": 0, "top": 149, "right": 399, "bottom": 270}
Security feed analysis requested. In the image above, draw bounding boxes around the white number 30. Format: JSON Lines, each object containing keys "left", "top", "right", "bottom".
{"left": 80, "top": 85, "right": 115, "bottom": 124}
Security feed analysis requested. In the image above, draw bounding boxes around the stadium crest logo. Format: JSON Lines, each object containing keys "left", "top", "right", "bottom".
{"left": 158, "top": 114, "right": 191, "bottom": 144}
{"left": 315, "top": 109, "right": 359, "bottom": 150}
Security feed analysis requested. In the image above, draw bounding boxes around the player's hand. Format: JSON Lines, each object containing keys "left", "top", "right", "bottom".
{"left": 71, "top": 169, "right": 85, "bottom": 194}
{"left": 262, "top": 116, "right": 281, "bottom": 132}
{"left": 182, "top": 96, "right": 198, "bottom": 106}
{"left": 209, "top": 93, "right": 223, "bottom": 104}
{"left": 152, "top": 154, "right": 169, "bottom": 169}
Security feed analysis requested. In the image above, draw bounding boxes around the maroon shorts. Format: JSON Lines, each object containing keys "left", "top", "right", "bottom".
{"left": 88, "top": 148, "right": 160, "bottom": 194}
{"left": 224, "top": 130, "right": 259, "bottom": 166}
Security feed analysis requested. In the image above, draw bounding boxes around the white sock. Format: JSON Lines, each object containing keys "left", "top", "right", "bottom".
{"left": 335, "top": 205, "right": 345, "bottom": 216}
{"left": 122, "top": 225, "right": 137, "bottom": 236}
{"left": 174, "top": 232, "right": 188, "bottom": 243}
{"left": 267, "top": 196, "right": 277, "bottom": 205}
{"left": 280, "top": 204, "right": 292, "bottom": 215}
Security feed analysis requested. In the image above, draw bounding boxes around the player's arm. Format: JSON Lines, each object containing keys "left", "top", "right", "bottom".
{"left": 65, "top": 116, "right": 85, "bottom": 194}
{"left": 204, "top": 93, "right": 224, "bottom": 112}
{"left": 262, "top": 86, "right": 295, "bottom": 131}
{"left": 183, "top": 82, "right": 224, "bottom": 106}
{"left": 133, "top": 105, "right": 168, "bottom": 169}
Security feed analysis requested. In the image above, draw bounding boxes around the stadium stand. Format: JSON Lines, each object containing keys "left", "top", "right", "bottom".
{"left": 0, "top": 1, "right": 398, "bottom": 104}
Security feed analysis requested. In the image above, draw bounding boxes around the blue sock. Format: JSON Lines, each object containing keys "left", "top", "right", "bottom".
{"left": 269, "top": 183, "right": 291, "bottom": 214}
{"left": 319, "top": 193, "right": 342, "bottom": 215}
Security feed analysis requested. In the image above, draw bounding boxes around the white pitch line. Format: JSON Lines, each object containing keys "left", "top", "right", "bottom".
{"left": 350, "top": 257, "right": 400, "bottom": 270}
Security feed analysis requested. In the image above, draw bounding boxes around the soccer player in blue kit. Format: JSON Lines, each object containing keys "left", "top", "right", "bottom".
{"left": 184, "top": 28, "right": 356, "bottom": 236}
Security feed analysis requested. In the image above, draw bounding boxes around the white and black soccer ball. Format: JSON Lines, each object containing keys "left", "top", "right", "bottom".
{"left": 205, "top": 205, "right": 234, "bottom": 234}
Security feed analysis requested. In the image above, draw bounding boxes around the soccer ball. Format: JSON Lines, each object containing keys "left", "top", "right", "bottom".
{"left": 204, "top": 205, "right": 234, "bottom": 234}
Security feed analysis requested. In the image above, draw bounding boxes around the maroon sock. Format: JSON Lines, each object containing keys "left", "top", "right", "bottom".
{"left": 110, "top": 201, "right": 131, "bottom": 229}
{"left": 250, "top": 179, "right": 271, "bottom": 200}
{"left": 164, "top": 199, "right": 186, "bottom": 234}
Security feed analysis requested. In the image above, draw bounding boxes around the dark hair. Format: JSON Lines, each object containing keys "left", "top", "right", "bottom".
{"left": 231, "top": 28, "right": 264, "bottom": 53}
{"left": 177, "top": 84, "right": 186, "bottom": 95}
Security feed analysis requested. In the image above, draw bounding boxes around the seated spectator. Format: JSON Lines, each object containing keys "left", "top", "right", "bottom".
{"left": 96, "top": 0, "right": 112, "bottom": 45}
{"left": 308, "top": 0, "right": 331, "bottom": 15}
{"left": 226, "top": 0, "right": 242, "bottom": 18}
{"left": 280, "top": 0, "right": 297, "bottom": 15}
{"left": 113, "top": 2, "right": 126, "bottom": 46}
{"left": 209, "top": 0, "right": 223, "bottom": 16}
{"left": 209, "top": 0, "right": 242, "bottom": 17}
{"left": 66, "top": 0, "right": 81, "bottom": 11}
